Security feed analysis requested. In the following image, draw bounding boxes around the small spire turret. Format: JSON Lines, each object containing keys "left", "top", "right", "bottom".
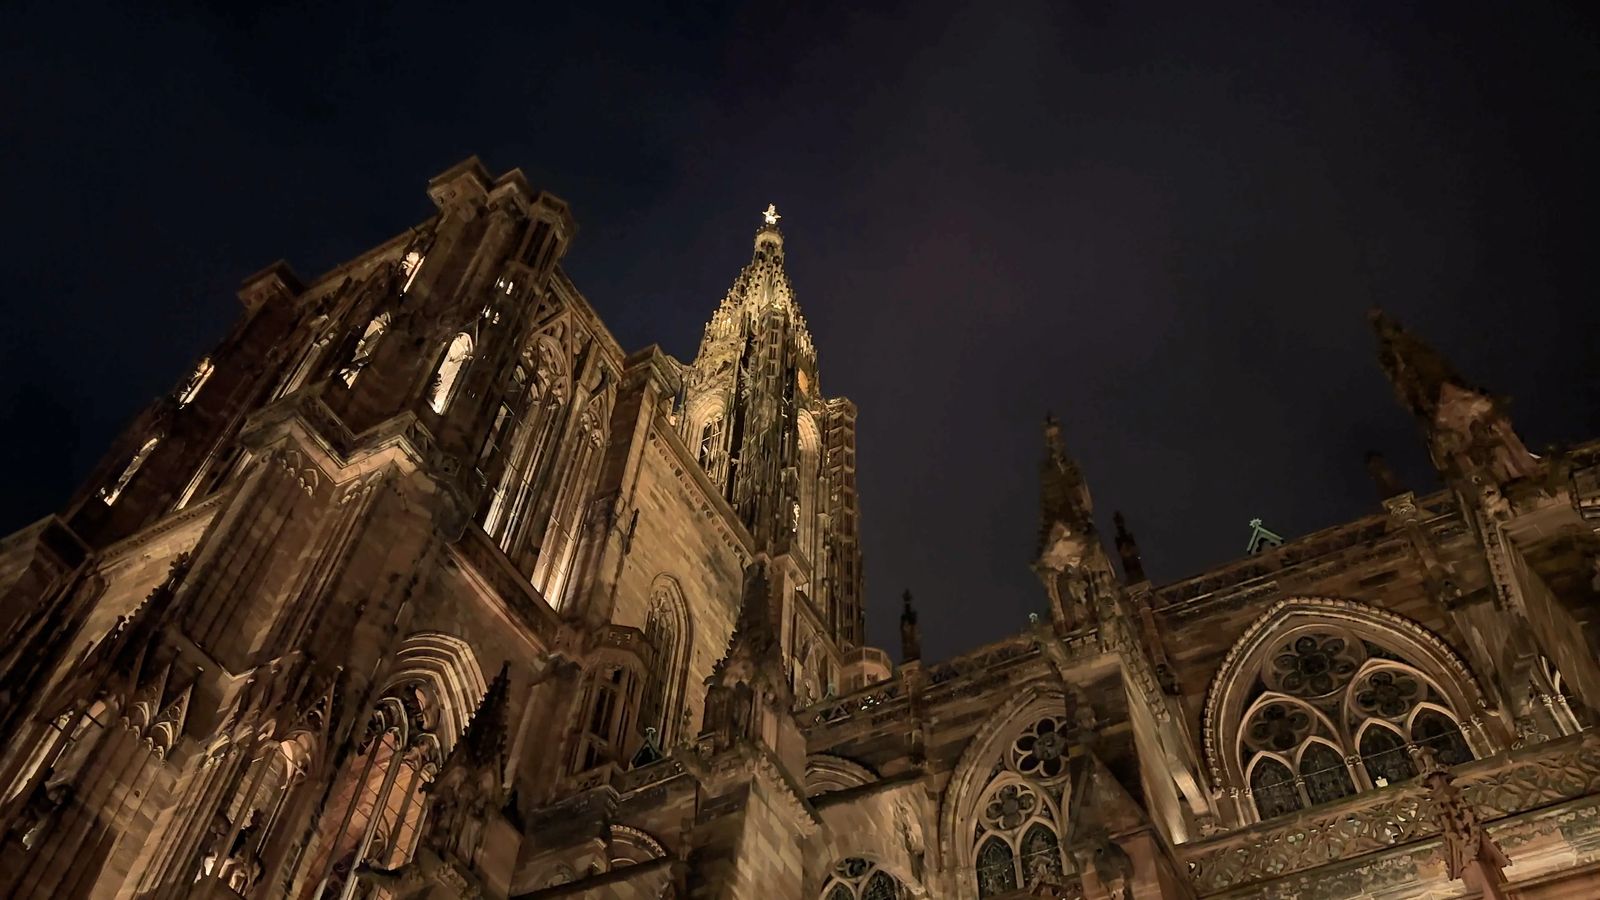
{"left": 899, "top": 590, "right": 921, "bottom": 663}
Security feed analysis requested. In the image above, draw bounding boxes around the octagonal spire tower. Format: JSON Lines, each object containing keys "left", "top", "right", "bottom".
{"left": 680, "top": 207, "right": 864, "bottom": 649}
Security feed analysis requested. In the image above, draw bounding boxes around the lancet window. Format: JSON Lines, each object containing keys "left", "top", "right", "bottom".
{"left": 426, "top": 332, "right": 474, "bottom": 414}
{"left": 639, "top": 582, "right": 690, "bottom": 743}
{"left": 1234, "top": 626, "right": 1478, "bottom": 822}
{"left": 697, "top": 415, "right": 728, "bottom": 485}
{"left": 534, "top": 403, "right": 605, "bottom": 607}
{"left": 399, "top": 251, "right": 424, "bottom": 294}
{"left": 101, "top": 436, "right": 160, "bottom": 505}
{"left": 176, "top": 357, "right": 215, "bottom": 407}
{"left": 572, "top": 662, "right": 645, "bottom": 773}
{"left": 338, "top": 312, "right": 390, "bottom": 387}
{"left": 820, "top": 858, "right": 909, "bottom": 900}
{"left": 483, "top": 341, "right": 568, "bottom": 544}
{"left": 971, "top": 715, "right": 1074, "bottom": 897}
{"left": 305, "top": 685, "right": 443, "bottom": 899}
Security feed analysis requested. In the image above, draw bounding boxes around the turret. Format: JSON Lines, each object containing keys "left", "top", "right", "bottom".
{"left": 1370, "top": 309, "right": 1539, "bottom": 492}
{"left": 1033, "top": 414, "right": 1118, "bottom": 632}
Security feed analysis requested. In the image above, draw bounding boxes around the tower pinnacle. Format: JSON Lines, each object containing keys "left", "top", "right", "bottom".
{"left": 762, "top": 203, "right": 781, "bottom": 226}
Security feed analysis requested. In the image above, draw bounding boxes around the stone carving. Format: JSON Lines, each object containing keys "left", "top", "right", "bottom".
{"left": 1185, "top": 733, "right": 1600, "bottom": 893}
{"left": 1423, "top": 753, "right": 1510, "bottom": 898}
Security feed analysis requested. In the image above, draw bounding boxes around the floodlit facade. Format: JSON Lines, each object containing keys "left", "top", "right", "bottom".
{"left": 2, "top": 157, "right": 1599, "bottom": 900}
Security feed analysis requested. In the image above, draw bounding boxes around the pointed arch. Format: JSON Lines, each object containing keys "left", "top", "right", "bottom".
{"left": 380, "top": 632, "right": 489, "bottom": 755}
{"left": 426, "top": 332, "right": 474, "bottom": 414}
{"left": 338, "top": 312, "right": 390, "bottom": 387}
{"left": 640, "top": 575, "right": 692, "bottom": 743}
{"left": 805, "top": 753, "right": 879, "bottom": 796}
{"left": 937, "top": 680, "right": 1075, "bottom": 895}
{"left": 1203, "top": 597, "right": 1490, "bottom": 822}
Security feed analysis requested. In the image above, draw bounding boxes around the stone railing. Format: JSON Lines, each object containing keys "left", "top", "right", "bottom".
{"left": 1182, "top": 732, "right": 1600, "bottom": 895}
{"left": 798, "top": 636, "right": 1046, "bottom": 732}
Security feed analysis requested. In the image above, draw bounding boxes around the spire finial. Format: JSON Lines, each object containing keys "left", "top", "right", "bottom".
{"left": 900, "top": 589, "right": 921, "bottom": 663}
{"left": 1113, "top": 511, "right": 1146, "bottom": 583}
{"left": 761, "top": 203, "right": 781, "bottom": 227}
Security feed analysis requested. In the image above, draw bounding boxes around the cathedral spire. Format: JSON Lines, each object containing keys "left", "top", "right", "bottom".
{"left": 1369, "top": 308, "right": 1476, "bottom": 421}
{"left": 1369, "top": 309, "right": 1538, "bottom": 486}
{"left": 1036, "top": 413, "right": 1096, "bottom": 559}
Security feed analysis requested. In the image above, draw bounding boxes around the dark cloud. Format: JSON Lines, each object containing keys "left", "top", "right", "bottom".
{"left": 3, "top": 0, "right": 1596, "bottom": 660}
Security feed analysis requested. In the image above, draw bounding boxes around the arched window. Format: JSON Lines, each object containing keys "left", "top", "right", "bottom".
{"left": 535, "top": 402, "right": 605, "bottom": 606}
{"left": 304, "top": 686, "right": 443, "bottom": 899}
{"left": 399, "top": 251, "right": 424, "bottom": 294}
{"left": 572, "top": 661, "right": 645, "bottom": 773}
{"left": 976, "top": 837, "right": 1018, "bottom": 897}
{"left": 426, "top": 332, "right": 474, "bottom": 414}
{"left": 338, "top": 313, "right": 390, "bottom": 388}
{"left": 970, "top": 713, "right": 1073, "bottom": 895}
{"left": 176, "top": 357, "right": 215, "bottom": 407}
{"left": 640, "top": 581, "right": 690, "bottom": 743}
{"left": 820, "top": 858, "right": 909, "bottom": 900}
{"left": 101, "top": 436, "right": 160, "bottom": 505}
{"left": 484, "top": 341, "right": 568, "bottom": 543}
{"left": 697, "top": 415, "right": 728, "bottom": 484}
{"left": 1223, "top": 620, "right": 1481, "bottom": 821}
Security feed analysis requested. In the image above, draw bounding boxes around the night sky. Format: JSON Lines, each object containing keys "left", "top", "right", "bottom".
{"left": 3, "top": 2, "right": 1597, "bottom": 662}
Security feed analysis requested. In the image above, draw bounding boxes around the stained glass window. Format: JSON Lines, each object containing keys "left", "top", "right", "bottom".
{"left": 1298, "top": 741, "right": 1355, "bottom": 806}
{"left": 1359, "top": 724, "right": 1416, "bottom": 786}
{"left": 976, "top": 836, "right": 1017, "bottom": 897}
{"left": 1412, "top": 708, "right": 1473, "bottom": 767}
{"left": 1250, "top": 756, "right": 1301, "bottom": 819}
{"left": 861, "top": 872, "right": 900, "bottom": 900}
{"left": 1019, "top": 823, "right": 1063, "bottom": 885}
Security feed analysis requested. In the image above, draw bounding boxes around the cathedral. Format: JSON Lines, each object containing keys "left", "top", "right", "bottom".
{"left": 2, "top": 157, "right": 1599, "bottom": 900}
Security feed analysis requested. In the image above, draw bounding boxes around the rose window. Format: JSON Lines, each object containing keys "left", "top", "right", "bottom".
{"left": 1265, "top": 632, "right": 1362, "bottom": 698}
{"left": 1354, "top": 669, "right": 1422, "bottom": 720}
{"left": 981, "top": 784, "right": 1039, "bottom": 832}
{"left": 1010, "top": 717, "right": 1069, "bottom": 778}
{"left": 1243, "top": 702, "right": 1314, "bottom": 753}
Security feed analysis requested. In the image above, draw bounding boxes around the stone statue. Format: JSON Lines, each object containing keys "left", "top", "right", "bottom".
{"left": 895, "top": 799, "right": 926, "bottom": 881}
{"left": 1423, "top": 754, "right": 1510, "bottom": 898}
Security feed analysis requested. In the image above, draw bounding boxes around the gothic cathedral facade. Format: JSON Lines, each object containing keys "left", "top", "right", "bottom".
{"left": 2, "top": 158, "right": 1599, "bottom": 900}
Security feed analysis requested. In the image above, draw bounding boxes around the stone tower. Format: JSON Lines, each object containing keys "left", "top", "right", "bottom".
{"left": 0, "top": 160, "right": 875, "bottom": 900}
{"left": 678, "top": 206, "right": 865, "bottom": 653}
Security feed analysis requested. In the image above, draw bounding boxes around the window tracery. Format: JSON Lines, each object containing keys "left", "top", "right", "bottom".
{"left": 819, "top": 858, "right": 908, "bottom": 900}
{"left": 426, "top": 332, "right": 474, "bottom": 414}
{"left": 305, "top": 685, "right": 443, "bottom": 899}
{"left": 640, "top": 581, "right": 690, "bottom": 742}
{"left": 969, "top": 713, "right": 1075, "bottom": 897}
{"left": 697, "top": 415, "right": 728, "bottom": 484}
{"left": 1232, "top": 623, "right": 1477, "bottom": 821}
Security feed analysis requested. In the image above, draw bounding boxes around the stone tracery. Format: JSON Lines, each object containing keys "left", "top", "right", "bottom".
{"left": 1210, "top": 603, "right": 1486, "bottom": 823}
